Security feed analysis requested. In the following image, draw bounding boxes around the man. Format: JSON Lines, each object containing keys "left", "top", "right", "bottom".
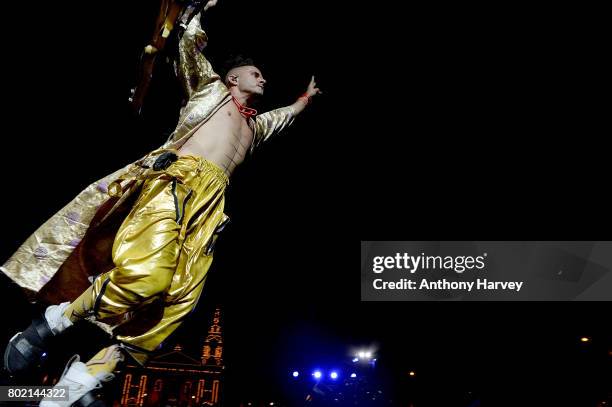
{"left": 2, "top": 4, "right": 320, "bottom": 405}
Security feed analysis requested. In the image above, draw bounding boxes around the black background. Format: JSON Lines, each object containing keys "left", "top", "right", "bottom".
{"left": 1, "top": 1, "right": 610, "bottom": 406}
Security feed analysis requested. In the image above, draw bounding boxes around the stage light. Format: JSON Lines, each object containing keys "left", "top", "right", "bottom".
{"left": 313, "top": 370, "right": 322, "bottom": 379}
{"left": 350, "top": 373, "right": 357, "bottom": 378}
{"left": 330, "top": 371, "right": 338, "bottom": 379}
{"left": 409, "top": 371, "right": 416, "bottom": 377}
{"left": 580, "top": 337, "right": 590, "bottom": 343}
{"left": 292, "top": 371, "right": 299, "bottom": 377}
{"left": 352, "top": 357, "right": 359, "bottom": 362}
{"left": 356, "top": 350, "right": 374, "bottom": 360}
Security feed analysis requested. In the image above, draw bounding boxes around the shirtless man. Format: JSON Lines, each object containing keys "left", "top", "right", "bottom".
{"left": 2, "top": 3, "right": 320, "bottom": 406}
{"left": 180, "top": 64, "right": 319, "bottom": 176}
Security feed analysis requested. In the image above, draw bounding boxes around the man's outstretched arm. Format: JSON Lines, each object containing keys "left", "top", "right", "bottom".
{"left": 252, "top": 76, "right": 322, "bottom": 149}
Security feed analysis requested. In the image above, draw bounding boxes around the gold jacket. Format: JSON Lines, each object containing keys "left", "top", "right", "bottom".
{"left": 1, "top": 15, "right": 296, "bottom": 302}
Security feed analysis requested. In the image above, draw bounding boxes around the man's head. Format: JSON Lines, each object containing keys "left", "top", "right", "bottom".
{"left": 222, "top": 55, "right": 266, "bottom": 96}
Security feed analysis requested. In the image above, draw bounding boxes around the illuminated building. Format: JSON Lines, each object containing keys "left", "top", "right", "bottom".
{"left": 114, "top": 307, "right": 224, "bottom": 406}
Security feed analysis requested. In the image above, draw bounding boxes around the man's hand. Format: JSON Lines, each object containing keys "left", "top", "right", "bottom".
{"left": 305, "top": 75, "right": 322, "bottom": 98}
{"left": 291, "top": 75, "right": 322, "bottom": 115}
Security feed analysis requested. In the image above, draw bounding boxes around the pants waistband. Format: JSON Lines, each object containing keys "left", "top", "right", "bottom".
{"left": 147, "top": 149, "right": 229, "bottom": 187}
{"left": 167, "top": 154, "right": 230, "bottom": 187}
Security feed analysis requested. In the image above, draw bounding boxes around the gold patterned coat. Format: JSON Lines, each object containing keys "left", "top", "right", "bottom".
{"left": 0, "top": 15, "right": 296, "bottom": 303}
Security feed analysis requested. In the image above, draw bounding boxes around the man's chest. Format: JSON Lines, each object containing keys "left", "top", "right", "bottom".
{"left": 216, "top": 103, "right": 254, "bottom": 150}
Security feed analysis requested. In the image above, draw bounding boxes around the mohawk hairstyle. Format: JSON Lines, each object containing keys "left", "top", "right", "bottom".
{"left": 221, "top": 54, "right": 258, "bottom": 85}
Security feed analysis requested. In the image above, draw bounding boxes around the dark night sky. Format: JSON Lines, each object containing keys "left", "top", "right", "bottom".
{"left": 1, "top": 1, "right": 611, "bottom": 406}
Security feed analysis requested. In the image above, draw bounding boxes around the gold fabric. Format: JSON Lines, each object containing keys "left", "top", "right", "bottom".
{"left": 72, "top": 155, "right": 228, "bottom": 364}
{"left": 0, "top": 165, "right": 133, "bottom": 296}
{"left": 1, "top": 12, "right": 297, "bottom": 298}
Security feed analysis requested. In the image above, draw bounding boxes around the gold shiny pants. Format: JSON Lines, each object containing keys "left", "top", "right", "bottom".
{"left": 73, "top": 155, "right": 228, "bottom": 364}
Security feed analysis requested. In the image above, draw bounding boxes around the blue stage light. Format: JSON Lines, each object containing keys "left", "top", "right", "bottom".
{"left": 292, "top": 371, "right": 299, "bottom": 377}
{"left": 313, "top": 370, "right": 322, "bottom": 379}
{"left": 330, "top": 371, "right": 338, "bottom": 379}
{"left": 350, "top": 373, "right": 357, "bottom": 378}
{"left": 352, "top": 357, "right": 359, "bottom": 362}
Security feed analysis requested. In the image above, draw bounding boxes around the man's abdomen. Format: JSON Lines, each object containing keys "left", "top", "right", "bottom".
{"left": 178, "top": 105, "right": 253, "bottom": 176}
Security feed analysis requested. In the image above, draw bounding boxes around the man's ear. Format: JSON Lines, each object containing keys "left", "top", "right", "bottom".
{"left": 227, "top": 74, "right": 239, "bottom": 87}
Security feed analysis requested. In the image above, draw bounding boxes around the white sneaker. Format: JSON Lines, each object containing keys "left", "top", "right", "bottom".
{"left": 39, "top": 355, "right": 114, "bottom": 407}
{"left": 44, "top": 302, "right": 74, "bottom": 335}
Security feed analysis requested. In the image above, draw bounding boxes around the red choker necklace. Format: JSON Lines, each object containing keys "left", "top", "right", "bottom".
{"left": 231, "top": 96, "right": 258, "bottom": 119}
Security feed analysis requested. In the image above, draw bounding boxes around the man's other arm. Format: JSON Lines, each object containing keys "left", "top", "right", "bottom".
{"left": 252, "top": 76, "right": 322, "bottom": 148}
{"left": 177, "top": 12, "right": 221, "bottom": 99}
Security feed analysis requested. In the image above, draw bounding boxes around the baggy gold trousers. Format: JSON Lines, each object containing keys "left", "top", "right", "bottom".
{"left": 81, "top": 155, "right": 229, "bottom": 364}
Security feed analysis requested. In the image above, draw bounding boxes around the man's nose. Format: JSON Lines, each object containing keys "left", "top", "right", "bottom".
{"left": 260, "top": 78, "right": 267, "bottom": 85}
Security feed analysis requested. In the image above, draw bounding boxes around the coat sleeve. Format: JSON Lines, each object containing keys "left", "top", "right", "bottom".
{"left": 251, "top": 105, "right": 297, "bottom": 152}
{"left": 176, "top": 13, "right": 221, "bottom": 99}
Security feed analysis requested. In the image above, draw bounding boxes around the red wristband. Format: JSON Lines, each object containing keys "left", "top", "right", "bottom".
{"left": 298, "top": 92, "right": 311, "bottom": 104}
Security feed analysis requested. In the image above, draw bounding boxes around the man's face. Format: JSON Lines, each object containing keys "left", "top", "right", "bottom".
{"left": 230, "top": 65, "right": 266, "bottom": 96}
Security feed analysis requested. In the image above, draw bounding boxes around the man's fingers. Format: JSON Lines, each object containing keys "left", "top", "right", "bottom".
{"left": 204, "top": 0, "right": 218, "bottom": 11}
{"left": 306, "top": 75, "right": 322, "bottom": 97}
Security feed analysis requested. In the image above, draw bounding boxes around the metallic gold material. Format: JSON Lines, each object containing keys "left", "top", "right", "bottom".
{"left": 1, "top": 13, "right": 297, "bottom": 361}
{"left": 112, "top": 156, "right": 228, "bottom": 363}
{"left": 65, "top": 155, "right": 228, "bottom": 364}
{"left": 1, "top": 14, "right": 294, "bottom": 296}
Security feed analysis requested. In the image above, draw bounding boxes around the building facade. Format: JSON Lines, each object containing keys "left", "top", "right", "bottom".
{"left": 113, "top": 308, "right": 225, "bottom": 407}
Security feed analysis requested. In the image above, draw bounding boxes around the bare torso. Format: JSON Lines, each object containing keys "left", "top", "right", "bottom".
{"left": 178, "top": 100, "right": 254, "bottom": 177}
